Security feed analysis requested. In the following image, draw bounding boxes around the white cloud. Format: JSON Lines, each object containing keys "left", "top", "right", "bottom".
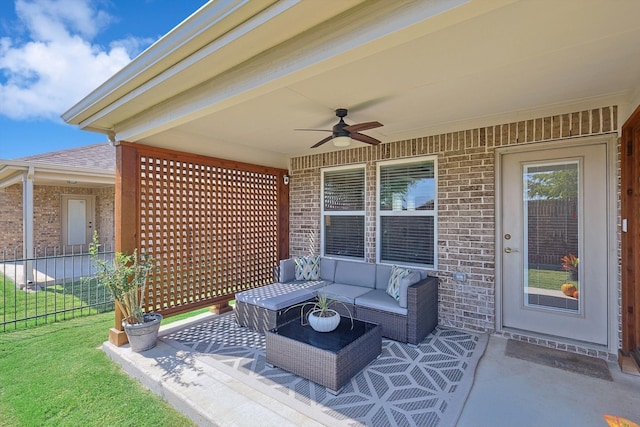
{"left": 0, "top": 0, "right": 149, "bottom": 120}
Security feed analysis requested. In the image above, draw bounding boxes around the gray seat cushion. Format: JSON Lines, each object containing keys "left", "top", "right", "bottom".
{"left": 355, "top": 289, "right": 408, "bottom": 315}
{"left": 236, "top": 280, "right": 328, "bottom": 310}
{"left": 317, "top": 283, "right": 372, "bottom": 304}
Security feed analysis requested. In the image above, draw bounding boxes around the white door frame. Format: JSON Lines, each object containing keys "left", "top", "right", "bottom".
{"left": 495, "top": 135, "right": 619, "bottom": 353}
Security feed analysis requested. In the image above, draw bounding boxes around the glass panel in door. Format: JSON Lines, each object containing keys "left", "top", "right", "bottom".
{"left": 524, "top": 162, "right": 580, "bottom": 313}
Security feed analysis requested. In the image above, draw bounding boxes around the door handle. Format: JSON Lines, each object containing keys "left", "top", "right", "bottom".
{"left": 504, "top": 247, "right": 519, "bottom": 253}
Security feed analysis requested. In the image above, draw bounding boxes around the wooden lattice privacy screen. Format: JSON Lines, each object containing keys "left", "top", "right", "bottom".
{"left": 118, "top": 143, "right": 288, "bottom": 317}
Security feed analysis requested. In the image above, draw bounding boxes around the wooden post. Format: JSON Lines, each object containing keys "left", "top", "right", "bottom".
{"left": 109, "top": 301, "right": 129, "bottom": 346}
{"left": 109, "top": 143, "right": 139, "bottom": 346}
{"left": 278, "top": 171, "right": 290, "bottom": 261}
{"left": 620, "top": 104, "right": 640, "bottom": 373}
{"left": 210, "top": 301, "right": 233, "bottom": 314}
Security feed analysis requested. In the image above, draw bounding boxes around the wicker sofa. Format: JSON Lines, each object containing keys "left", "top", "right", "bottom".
{"left": 235, "top": 257, "right": 438, "bottom": 345}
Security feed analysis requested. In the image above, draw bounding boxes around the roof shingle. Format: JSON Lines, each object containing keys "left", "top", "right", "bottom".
{"left": 15, "top": 143, "right": 115, "bottom": 171}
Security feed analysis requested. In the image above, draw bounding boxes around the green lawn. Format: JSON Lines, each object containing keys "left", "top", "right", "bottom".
{"left": 1, "top": 274, "right": 113, "bottom": 331}
{"left": 0, "top": 311, "right": 201, "bottom": 427}
{"left": 528, "top": 268, "right": 578, "bottom": 291}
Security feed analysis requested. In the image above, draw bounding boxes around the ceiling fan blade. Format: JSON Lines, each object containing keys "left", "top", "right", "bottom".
{"left": 351, "top": 132, "right": 381, "bottom": 145}
{"left": 294, "top": 128, "right": 332, "bottom": 132}
{"left": 311, "top": 135, "right": 334, "bottom": 148}
{"left": 343, "top": 121, "right": 383, "bottom": 133}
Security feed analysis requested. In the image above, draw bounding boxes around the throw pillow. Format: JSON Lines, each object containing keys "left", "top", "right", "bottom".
{"left": 294, "top": 255, "right": 320, "bottom": 280}
{"left": 386, "top": 265, "right": 411, "bottom": 301}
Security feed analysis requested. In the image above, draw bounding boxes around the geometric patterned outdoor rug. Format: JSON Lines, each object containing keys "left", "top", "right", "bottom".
{"left": 163, "top": 312, "right": 488, "bottom": 427}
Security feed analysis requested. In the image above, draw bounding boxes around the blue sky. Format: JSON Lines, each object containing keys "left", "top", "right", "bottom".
{"left": 0, "top": 0, "right": 206, "bottom": 159}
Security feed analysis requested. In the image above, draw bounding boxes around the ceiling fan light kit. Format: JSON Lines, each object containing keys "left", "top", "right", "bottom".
{"left": 332, "top": 136, "right": 351, "bottom": 147}
{"left": 296, "top": 108, "right": 383, "bottom": 149}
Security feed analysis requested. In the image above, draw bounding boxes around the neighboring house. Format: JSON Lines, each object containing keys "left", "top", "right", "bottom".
{"left": 0, "top": 143, "right": 116, "bottom": 260}
{"left": 62, "top": 0, "right": 640, "bottom": 370}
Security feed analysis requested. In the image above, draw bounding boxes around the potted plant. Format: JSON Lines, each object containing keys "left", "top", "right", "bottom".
{"left": 561, "top": 253, "right": 579, "bottom": 281}
{"left": 287, "top": 294, "right": 353, "bottom": 332}
{"left": 88, "top": 232, "right": 161, "bottom": 352}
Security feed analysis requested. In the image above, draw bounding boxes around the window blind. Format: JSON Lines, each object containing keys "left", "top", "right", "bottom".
{"left": 324, "top": 168, "right": 365, "bottom": 211}
{"left": 322, "top": 167, "right": 365, "bottom": 259}
{"left": 378, "top": 159, "right": 436, "bottom": 267}
{"left": 380, "top": 216, "right": 434, "bottom": 265}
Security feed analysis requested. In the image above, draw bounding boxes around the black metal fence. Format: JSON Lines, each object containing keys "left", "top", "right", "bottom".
{"left": 0, "top": 246, "right": 115, "bottom": 332}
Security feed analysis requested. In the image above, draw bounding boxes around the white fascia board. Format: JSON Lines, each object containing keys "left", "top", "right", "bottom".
{"left": 113, "top": 0, "right": 514, "bottom": 143}
{"left": 0, "top": 163, "right": 28, "bottom": 175}
{"left": 62, "top": 0, "right": 279, "bottom": 125}
{"left": 34, "top": 165, "right": 114, "bottom": 178}
{"left": 34, "top": 171, "right": 114, "bottom": 185}
{"left": 31, "top": 163, "right": 113, "bottom": 176}
{"left": 0, "top": 171, "right": 26, "bottom": 189}
{"left": 0, "top": 161, "right": 31, "bottom": 169}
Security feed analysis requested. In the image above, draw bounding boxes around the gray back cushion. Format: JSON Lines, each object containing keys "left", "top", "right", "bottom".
{"left": 334, "top": 260, "right": 376, "bottom": 288}
{"left": 398, "top": 270, "right": 422, "bottom": 308}
{"left": 279, "top": 258, "right": 295, "bottom": 283}
{"left": 320, "top": 258, "right": 337, "bottom": 282}
{"left": 415, "top": 269, "right": 428, "bottom": 280}
{"left": 375, "top": 264, "right": 393, "bottom": 290}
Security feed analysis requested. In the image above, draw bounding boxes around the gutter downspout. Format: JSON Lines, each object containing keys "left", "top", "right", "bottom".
{"left": 22, "top": 166, "right": 35, "bottom": 287}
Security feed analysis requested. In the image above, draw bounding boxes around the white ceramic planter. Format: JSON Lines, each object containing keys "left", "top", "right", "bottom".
{"left": 122, "top": 313, "right": 163, "bottom": 352}
{"left": 308, "top": 309, "right": 340, "bottom": 332}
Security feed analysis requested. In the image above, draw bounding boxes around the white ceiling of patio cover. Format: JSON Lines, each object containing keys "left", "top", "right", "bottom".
{"left": 108, "top": 0, "right": 640, "bottom": 168}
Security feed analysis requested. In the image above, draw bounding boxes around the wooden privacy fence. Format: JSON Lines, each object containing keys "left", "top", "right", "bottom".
{"left": 526, "top": 198, "right": 578, "bottom": 267}
{"left": 114, "top": 143, "right": 289, "bottom": 340}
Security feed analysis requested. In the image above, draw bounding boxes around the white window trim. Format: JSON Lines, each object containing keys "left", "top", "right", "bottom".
{"left": 376, "top": 155, "right": 438, "bottom": 269}
{"left": 320, "top": 164, "right": 366, "bottom": 260}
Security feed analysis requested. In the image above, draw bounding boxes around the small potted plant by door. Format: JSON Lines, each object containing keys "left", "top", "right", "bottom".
{"left": 288, "top": 294, "right": 353, "bottom": 332}
{"left": 88, "top": 232, "right": 161, "bottom": 352}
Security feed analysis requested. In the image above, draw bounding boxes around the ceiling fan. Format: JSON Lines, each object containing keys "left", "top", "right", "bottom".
{"left": 296, "top": 108, "right": 383, "bottom": 148}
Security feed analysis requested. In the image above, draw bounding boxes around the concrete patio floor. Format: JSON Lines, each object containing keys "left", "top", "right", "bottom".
{"left": 103, "top": 311, "right": 640, "bottom": 427}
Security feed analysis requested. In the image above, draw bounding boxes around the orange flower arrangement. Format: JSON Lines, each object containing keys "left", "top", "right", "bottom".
{"left": 561, "top": 253, "right": 579, "bottom": 273}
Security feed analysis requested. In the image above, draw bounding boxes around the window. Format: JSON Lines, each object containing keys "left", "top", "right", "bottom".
{"left": 377, "top": 157, "right": 437, "bottom": 268}
{"left": 321, "top": 166, "right": 365, "bottom": 259}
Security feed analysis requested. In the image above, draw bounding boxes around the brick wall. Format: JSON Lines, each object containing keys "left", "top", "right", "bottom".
{"left": 0, "top": 184, "right": 115, "bottom": 255}
{"left": 94, "top": 186, "right": 115, "bottom": 249}
{"left": 0, "top": 185, "right": 24, "bottom": 253}
{"left": 289, "top": 169, "right": 322, "bottom": 255}
{"left": 289, "top": 107, "right": 618, "bottom": 350}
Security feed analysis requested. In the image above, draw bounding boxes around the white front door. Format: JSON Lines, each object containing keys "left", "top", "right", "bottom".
{"left": 61, "top": 195, "right": 95, "bottom": 249}
{"left": 500, "top": 141, "right": 609, "bottom": 345}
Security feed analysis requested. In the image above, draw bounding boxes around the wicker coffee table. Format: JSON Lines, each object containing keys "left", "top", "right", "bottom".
{"left": 265, "top": 317, "right": 382, "bottom": 394}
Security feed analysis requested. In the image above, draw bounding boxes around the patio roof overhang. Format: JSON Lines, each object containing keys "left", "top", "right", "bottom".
{"left": 63, "top": 0, "right": 640, "bottom": 169}
{"left": 0, "top": 160, "right": 114, "bottom": 189}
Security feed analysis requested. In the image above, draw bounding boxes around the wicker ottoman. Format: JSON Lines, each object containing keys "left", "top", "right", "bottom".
{"left": 265, "top": 317, "right": 382, "bottom": 394}
{"left": 235, "top": 281, "right": 327, "bottom": 334}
